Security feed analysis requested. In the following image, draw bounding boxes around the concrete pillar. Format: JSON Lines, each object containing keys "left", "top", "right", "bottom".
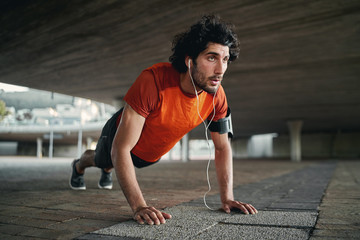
{"left": 49, "top": 129, "right": 54, "bottom": 159}
{"left": 77, "top": 128, "right": 83, "bottom": 159}
{"left": 181, "top": 134, "right": 189, "bottom": 162}
{"left": 100, "top": 103, "right": 106, "bottom": 118}
{"left": 168, "top": 148, "right": 173, "bottom": 161}
{"left": 36, "top": 137, "right": 42, "bottom": 158}
{"left": 287, "top": 120, "right": 303, "bottom": 162}
{"left": 86, "top": 137, "right": 93, "bottom": 149}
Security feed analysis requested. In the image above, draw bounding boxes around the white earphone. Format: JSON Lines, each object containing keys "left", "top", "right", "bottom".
{"left": 187, "top": 56, "right": 218, "bottom": 211}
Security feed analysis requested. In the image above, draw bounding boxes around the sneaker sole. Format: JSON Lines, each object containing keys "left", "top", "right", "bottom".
{"left": 70, "top": 185, "right": 86, "bottom": 190}
{"left": 69, "top": 160, "right": 86, "bottom": 190}
{"left": 98, "top": 182, "right": 113, "bottom": 190}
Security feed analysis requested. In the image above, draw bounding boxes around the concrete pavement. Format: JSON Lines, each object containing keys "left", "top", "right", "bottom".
{"left": 0, "top": 157, "right": 359, "bottom": 239}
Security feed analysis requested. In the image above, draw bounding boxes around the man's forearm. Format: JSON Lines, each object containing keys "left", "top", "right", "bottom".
{"left": 112, "top": 151, "right": 147, "bottom": 212}
{"left": 213, "top": 137, "right": 258, "bottom": 215}
{"left": 214, "top": 147, "right": 234, "bottom": 203}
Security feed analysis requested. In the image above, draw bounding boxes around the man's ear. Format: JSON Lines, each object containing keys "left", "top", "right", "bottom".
{"left": 185, "top": 56, "right": 191, "bottom": 69}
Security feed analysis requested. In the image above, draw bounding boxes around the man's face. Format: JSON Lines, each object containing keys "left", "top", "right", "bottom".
{"left": 191, "top": 43, "right": 230, "bottom": 94}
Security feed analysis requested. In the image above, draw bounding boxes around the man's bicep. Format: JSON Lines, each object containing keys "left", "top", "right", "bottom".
{"left": 112, "top": 103, "right": 145, "bottom": 153}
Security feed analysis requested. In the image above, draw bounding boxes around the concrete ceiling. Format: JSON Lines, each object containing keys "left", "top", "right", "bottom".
{"left": 1, "top": 0, "right": 359, "bottom": 139}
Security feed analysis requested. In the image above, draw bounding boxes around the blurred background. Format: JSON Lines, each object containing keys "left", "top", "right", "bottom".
{"left": 0, "top": 0, "right": 359, "bottom": 161}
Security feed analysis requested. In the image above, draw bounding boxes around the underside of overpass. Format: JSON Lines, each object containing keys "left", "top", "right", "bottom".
{"left": 0, "top": 0, "right": 359, "bottom": 141}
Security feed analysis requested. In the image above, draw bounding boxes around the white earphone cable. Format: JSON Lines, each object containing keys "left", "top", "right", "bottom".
{"left": 188, "top": 60, "right": 218, "bottom": 211}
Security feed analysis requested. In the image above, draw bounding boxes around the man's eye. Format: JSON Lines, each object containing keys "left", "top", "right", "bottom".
{"left": 208, "top": 56, "right": 215, "bottom": 61}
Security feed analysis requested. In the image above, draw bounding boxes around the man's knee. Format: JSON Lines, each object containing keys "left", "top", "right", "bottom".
{"left": 81, "top": 150, "right": 96, "bottom": 162}
{"left": 83, "top": 149, "right": 95, "bottom": 156}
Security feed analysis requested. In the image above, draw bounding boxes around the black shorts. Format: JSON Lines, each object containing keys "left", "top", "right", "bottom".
{"left": 94, "top": 108, "right": 159, "bottom": 169}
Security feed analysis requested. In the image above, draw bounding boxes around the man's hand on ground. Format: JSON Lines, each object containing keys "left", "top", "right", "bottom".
{"left": 222, "top": 200, "right": 258, "bottom": 215}
{"left": 133, "top": 206, "right": 172, "bottom": 225}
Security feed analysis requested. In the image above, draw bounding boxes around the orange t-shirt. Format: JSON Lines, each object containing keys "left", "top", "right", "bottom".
{"left": 122, "top": 62, "right": 228, "bottom": 162}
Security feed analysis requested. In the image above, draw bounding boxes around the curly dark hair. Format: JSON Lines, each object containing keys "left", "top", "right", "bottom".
{"left": 169, "top": 15, "right": 240, "bottom": 73}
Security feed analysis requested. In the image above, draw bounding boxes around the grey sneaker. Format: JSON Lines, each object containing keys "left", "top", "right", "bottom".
{"left": 69, "top": 159, "right": 86, "bottom": 190}
{"left": 98, "top": 169, "right": 113, "bottom": 189}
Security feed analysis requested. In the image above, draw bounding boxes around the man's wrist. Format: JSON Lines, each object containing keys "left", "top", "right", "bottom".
{"left": 221, "top": 193, "right": 234, "bottom": 203}
{"left": 132, "top": 203, "right": 148, "bottom": 214}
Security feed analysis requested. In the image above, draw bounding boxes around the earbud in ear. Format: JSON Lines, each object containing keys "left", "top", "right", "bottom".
{"left": 188, "top": 59, "right": 191, "bottom": 69}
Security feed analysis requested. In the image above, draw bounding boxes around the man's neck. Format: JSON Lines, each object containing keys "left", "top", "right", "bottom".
{"left": 179, "top": 72, "right": 202, "bottom": 95}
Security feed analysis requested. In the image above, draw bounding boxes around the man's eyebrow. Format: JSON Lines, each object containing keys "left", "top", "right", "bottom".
{"left": 206, "top": 51, "right": 220, "bottom": 56}
{"left": 206, "top": 51, "right": 230, "bottom": 58}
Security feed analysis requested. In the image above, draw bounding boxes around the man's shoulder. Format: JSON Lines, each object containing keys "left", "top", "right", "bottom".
{"left": 144, "top": 62, "right": 179, "bottom": 88}
{"left": 146, "top": 62, "right": 177, "bottom": 74}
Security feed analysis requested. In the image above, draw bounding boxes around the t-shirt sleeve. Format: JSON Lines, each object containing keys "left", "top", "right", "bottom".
{"left": 209, "top": 86, "right": 228, "bottom": 121}
{"left": 123, "top": 69, "right": 159, "bottom": 118}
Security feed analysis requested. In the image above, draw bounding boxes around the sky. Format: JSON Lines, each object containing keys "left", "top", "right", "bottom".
{"left": 0, "top": 82, "right": 29, "bottom": 92}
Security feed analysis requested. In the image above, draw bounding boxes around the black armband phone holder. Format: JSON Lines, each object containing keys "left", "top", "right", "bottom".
{"left": 208, "top": 107, "right": 233, "bottom": 138}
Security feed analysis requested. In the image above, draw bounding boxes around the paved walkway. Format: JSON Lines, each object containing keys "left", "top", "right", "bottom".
{"left": 0, "top": 157, "right": 359, "bottom": 239}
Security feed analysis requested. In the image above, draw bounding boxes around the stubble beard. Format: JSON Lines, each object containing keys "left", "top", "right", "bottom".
{"left": 191, "top": 65, "right": 221, "bottom": 94}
